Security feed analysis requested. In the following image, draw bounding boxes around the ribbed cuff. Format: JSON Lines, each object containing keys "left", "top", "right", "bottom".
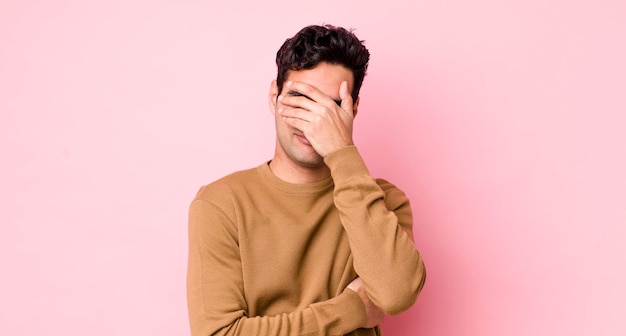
{"left": 324, "top": 146, "right": 370, "bottom": 184}
{"left": 310, "top": 290, "right": 366, "bottom": 335}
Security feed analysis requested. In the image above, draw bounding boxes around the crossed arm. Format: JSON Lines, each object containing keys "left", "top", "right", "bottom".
{"left": 187, "top": 173, "right": 424, "bottom": 336}
{"left": 278, "top": 80, "right": 425, "bottom": 314}
{"left": 187, "top": 196, "right": 384, "bottom": 336}
{"left": 187, "top": 80, "right": 425, "bottom": 335}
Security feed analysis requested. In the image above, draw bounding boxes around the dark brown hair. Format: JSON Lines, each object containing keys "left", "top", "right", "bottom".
{"left": 276, "top": 24, "right": 370, "bottom": 102}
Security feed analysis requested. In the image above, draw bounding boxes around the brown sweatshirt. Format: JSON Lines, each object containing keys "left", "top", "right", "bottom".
{"left": 187, "top": 146, "right": 426, "bottom": 336}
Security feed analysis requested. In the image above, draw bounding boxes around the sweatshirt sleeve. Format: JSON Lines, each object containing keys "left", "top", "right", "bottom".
{"left": 187, "top": 198, "right": 367, "bottom": 336}
{"left": 324, "top": 146, "right": 427, "bottom": 315}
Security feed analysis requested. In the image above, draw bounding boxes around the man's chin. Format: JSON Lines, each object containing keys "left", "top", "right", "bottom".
{"left": 296, "top": 157, "right": 324, "bottom": 168}
{"left": 292, "top": 153, "right": 325, "bottom": 169}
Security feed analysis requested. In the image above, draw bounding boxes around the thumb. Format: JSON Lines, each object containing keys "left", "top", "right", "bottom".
{"left": 339, "top": 81, "right": 354, "bottom": 115}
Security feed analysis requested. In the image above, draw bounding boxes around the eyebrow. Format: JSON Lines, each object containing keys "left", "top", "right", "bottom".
{"left": 287, "top": 90, "right": 342, "bottom": 106}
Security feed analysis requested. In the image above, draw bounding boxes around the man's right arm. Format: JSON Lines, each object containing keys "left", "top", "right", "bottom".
{"left": 187, "top": 198, "right": 373, "bottom": 336}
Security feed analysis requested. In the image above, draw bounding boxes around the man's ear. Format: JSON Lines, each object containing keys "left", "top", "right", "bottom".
{"left": 352, "top": 97, "right": 360, "bottom": 118}
{"left": 269, "top": 80, "right": 279, "bottom": 115}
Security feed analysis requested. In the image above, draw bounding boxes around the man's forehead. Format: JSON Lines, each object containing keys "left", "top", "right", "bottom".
{"left": 286, "top": 64, "right": 354, "bottom": 86}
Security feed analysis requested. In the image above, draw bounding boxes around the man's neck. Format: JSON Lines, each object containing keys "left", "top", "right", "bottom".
{"left": 268, "top": 157, "right": 330, "bottom": 184}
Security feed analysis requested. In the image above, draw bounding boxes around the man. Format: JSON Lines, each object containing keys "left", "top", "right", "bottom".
{"left": 187, "top": 24, "right": 426, "bottom": 336}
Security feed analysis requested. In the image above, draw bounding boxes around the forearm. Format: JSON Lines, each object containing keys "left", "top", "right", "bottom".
{"left": 188, "top": 198, "right": 369, "bottom": 336}
{"left": 324, "top": 146, "right": 427, "bottom": 315}
{"left": 188, "top": 288, "right": 366, "bottom": 336}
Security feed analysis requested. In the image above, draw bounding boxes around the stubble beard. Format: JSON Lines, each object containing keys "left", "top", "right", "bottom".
{"left": 279, "top": 135, "right": 324, "bottom": 169}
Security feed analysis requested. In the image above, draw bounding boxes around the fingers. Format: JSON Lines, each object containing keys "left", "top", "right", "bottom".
{"left": 344, "top": 277, "right": 384, "bottom": 329}
{"left": 282, "top": 112, "right": 311, "bottom": 134}
{"left": 277, "top": 95, "right": 316, "bottom": 123}
{"left": 339, "top": 81, "right": 354, "bottom": 114}
{"left": 281, "top": 81, "right": 353, "bottom": 116}
{"left": 277, "top": 80, "right": 355, "bottom": 157}
{"left": 278, "top": 91, "right": 319, "bottom": 116}
{"left": 346, "top": 277, "right": 363, "bottom": 292}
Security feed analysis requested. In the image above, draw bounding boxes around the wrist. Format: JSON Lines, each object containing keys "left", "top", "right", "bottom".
{"left": 323, "top": 145, "right": 369, "bottom": 177}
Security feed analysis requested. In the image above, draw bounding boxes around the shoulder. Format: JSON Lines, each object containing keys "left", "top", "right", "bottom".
{"left": 189, "top": 165, "right": 265, "bottom": 227}
{"left": 193, "top": 165, "right": 263, "bottom": 204}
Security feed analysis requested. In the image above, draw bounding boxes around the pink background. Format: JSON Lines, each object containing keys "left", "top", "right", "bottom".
{"left": 2, "top": 1, "right": 625, "bottom": 335}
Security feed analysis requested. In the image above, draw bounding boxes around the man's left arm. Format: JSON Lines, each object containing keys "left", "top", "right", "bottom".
{"left": 325, "top": 146, "right": 426, "bottom": 316}
{"left": 279, "top": 80, "right": 426, "bottom": 315}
